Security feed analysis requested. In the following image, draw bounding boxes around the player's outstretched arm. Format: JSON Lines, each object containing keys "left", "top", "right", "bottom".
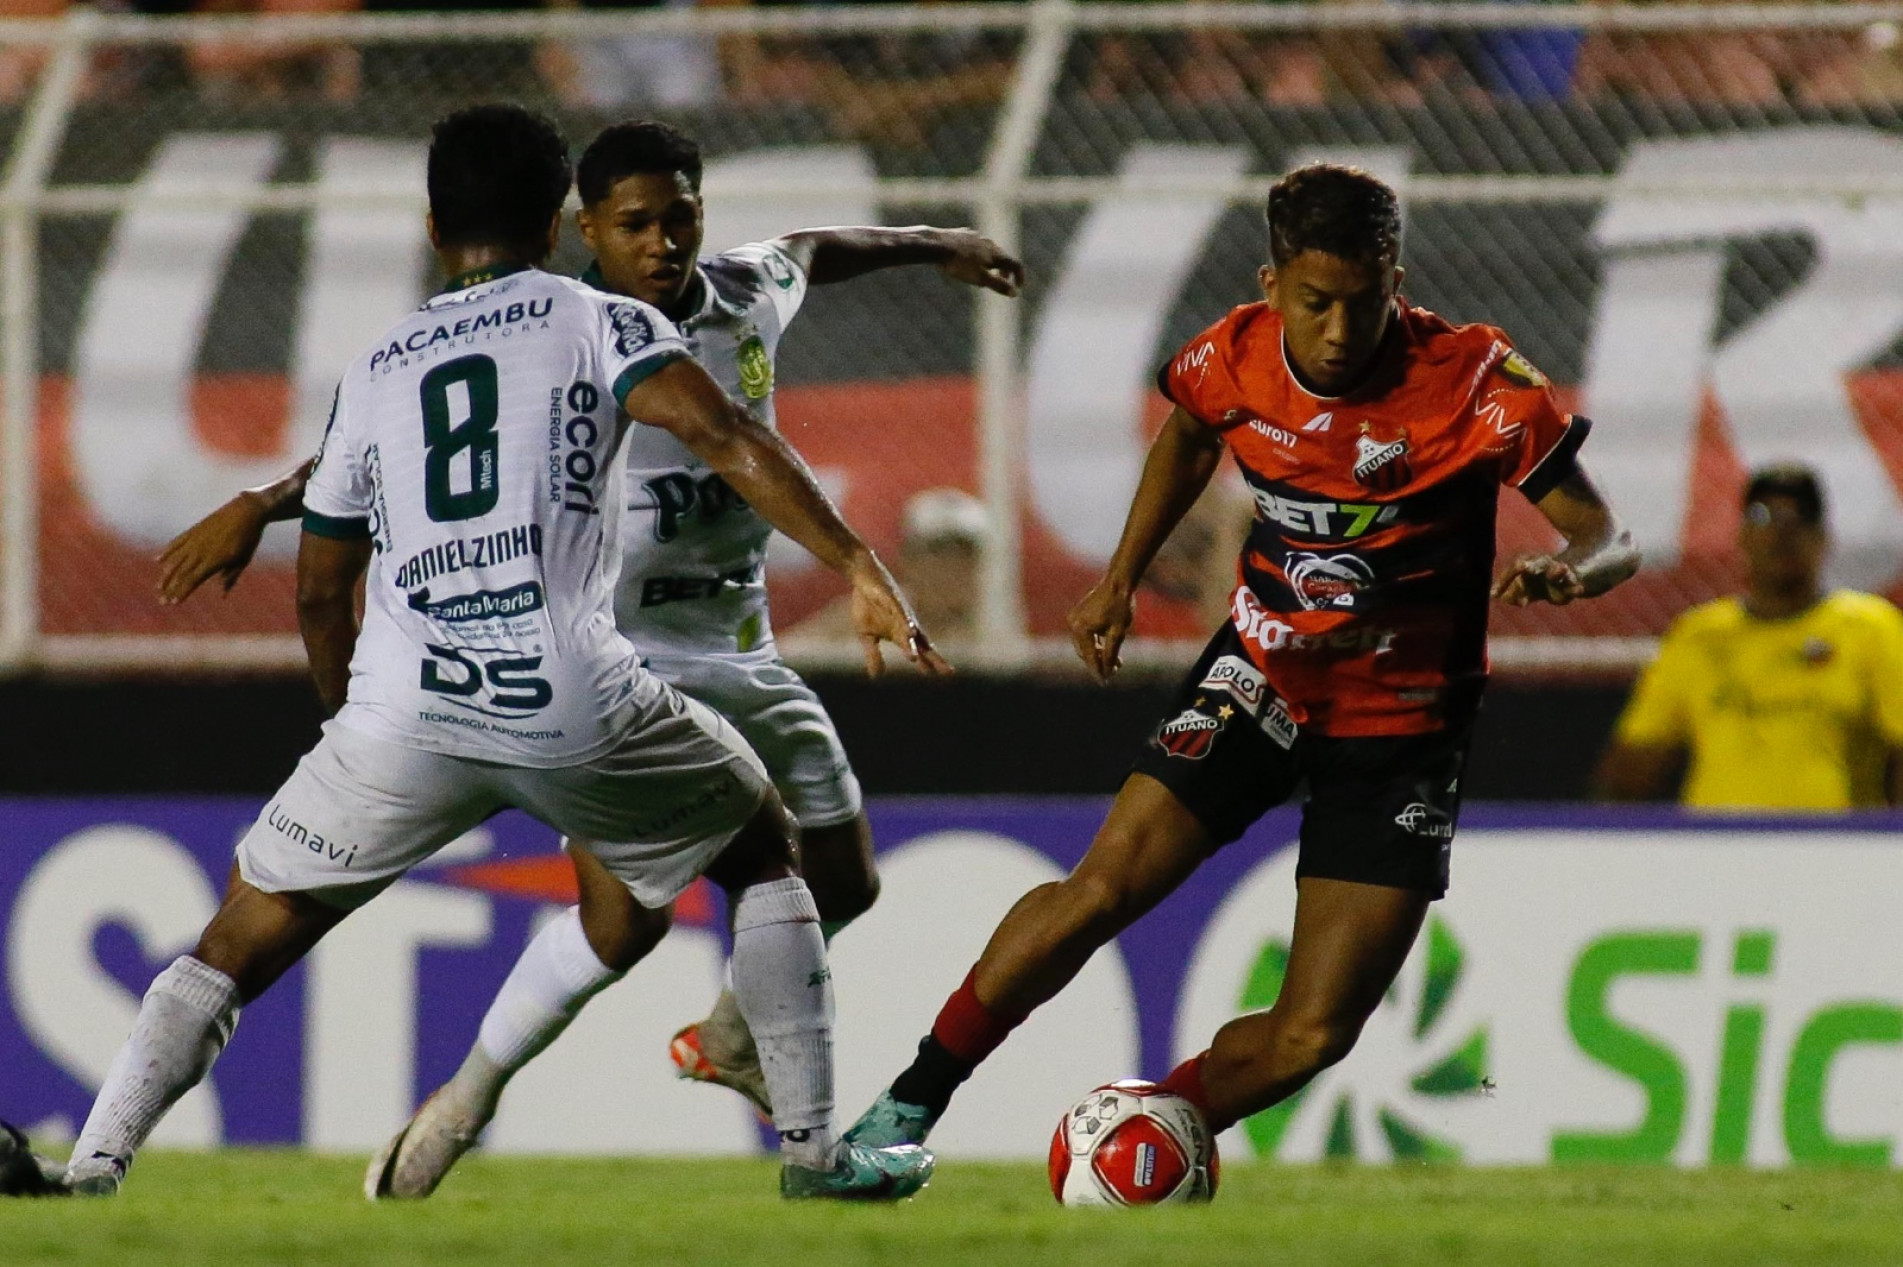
{"left": 1070, "top": 407, "right": 1226, "bottom": 684}
{"left": 296, "top": 530, "right": 372, "bottom": 715}
{"left": 1493, "top": 464, "right": 1640, "bottom": 608}
{"left": 623, "top": 357, "right": 951, "bottom": 678}
{"left": 158, "top": 459, "right": 314, "bottom": 604}
{"left": 770, "top": 226, "right": 1024, "bottom": 297}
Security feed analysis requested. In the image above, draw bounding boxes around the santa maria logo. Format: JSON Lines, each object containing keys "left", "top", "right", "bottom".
{"left": 1352, "top": 423, "right": 1411, "bottom": 493}
{"left": 737, "top": 333, "right": 773, "bottom": 399}
{"left": 1238, "top": 915, "right": 1490, "bottom": 1161}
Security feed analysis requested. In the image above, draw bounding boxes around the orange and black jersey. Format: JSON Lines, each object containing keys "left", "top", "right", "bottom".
{"left": 1159, "top": 300, "right": 1589, "bottom": 737}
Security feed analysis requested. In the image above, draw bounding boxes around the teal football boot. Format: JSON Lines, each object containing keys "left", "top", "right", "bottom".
{"left": 841, "top": 1088, "right": 939, "bottom": 1149}
{"left": 780, "top": 1142, "right": 935, "bottom": 1201}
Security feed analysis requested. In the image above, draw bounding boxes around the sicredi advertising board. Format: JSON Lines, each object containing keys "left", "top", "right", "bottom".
{"left": 3, "top": 800, "right": 1898, "bottom": 1166}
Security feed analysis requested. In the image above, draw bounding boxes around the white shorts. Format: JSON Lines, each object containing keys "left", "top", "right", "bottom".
{"left": 645, "top": 651, "right": 862, "bottom": 830}
{"left": 236, "top": 689, "right": 771, "bottom": 911}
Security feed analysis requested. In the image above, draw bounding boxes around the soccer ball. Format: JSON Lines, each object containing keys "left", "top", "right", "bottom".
{"left": 1047, "top": 1080, "right": 1219, "bottom": 1207}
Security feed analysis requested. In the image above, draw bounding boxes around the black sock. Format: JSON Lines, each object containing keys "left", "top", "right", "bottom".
{"left": 889, "top": 1035, "right": 977, "bottom": 1118}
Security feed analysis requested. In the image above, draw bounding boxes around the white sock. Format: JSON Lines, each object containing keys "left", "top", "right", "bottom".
{"left": 729, "top": 877, "right": 837, "bottom": 1170}
{"left": 701, "top": 916, "right": 854, "bottom": 1061}
{"left": 448, "top": 907, "right": 623, "bottom": 1120}
{"left": 70, "top": 956, "right": 241, "bottom": 1178}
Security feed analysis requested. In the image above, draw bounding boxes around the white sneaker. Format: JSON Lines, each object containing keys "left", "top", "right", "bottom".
{"left": 62, "top": 1157, "right": 122, "bottom": 1198}
{"left": 364, "top": 1088, "right": 488, "bottom": 1201}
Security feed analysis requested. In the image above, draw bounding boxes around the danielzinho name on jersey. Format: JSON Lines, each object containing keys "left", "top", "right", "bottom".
{"left": 391, "top": 522, "right": 542, "bottom": 590}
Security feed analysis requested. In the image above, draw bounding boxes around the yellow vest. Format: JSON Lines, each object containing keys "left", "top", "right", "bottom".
{"left": 1616, "top": 591, "right": 1903, "bottom": 810}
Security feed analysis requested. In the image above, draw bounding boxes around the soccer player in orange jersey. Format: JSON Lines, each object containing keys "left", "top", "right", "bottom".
{"left": 845, "top": 163, "right": 1640, "bottom": 1159}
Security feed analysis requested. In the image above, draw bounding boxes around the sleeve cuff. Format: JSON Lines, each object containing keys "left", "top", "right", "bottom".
{"left": 1517, "top": 414, "right": 1593, "bottom": 503}
{"left": 302, "top": 510, "right": 371, "bottom": 540}
{"left": 613, "top": 349, "right": 688, "bottom": 404}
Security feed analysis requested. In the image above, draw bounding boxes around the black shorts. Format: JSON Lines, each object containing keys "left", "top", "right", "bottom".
{"left": 1130, "top": 624, "right": 1471, "bottom": 899}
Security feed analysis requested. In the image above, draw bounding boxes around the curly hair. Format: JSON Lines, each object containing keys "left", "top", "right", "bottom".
{"left": 1265, "top": 163, "right": 1402, "bottom": 270}
{"left": 427, "top": 104, "right": 572, "bottom": 258}
{"left": 578, "top": 121, "right": 704, "bottom": 205}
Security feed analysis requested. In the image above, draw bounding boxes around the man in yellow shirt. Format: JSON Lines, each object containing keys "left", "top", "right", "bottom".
{"left": 1598, "top": 464, "right": 1903, "bottom": 810}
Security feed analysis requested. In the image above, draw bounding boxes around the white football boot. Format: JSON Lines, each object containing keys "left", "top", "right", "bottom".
{"left": 364, "top": 1088, "right": 488, "bottom": 1200}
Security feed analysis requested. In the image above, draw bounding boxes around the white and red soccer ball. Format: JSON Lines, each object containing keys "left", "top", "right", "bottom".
{"left": 1048, "top": 1080, "right": 1219, "bottom": 1207}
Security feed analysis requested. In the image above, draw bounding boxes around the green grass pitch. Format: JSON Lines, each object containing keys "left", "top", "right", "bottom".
{"left": 9, "top": 1153, "right": 1903, "bottom": 1265}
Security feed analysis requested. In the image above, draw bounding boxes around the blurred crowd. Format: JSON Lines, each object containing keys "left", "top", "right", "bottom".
{"left": 3, "top": 0, "right": 1901, "bottom": 122}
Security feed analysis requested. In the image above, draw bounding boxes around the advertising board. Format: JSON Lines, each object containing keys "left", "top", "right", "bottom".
{"left": 4, "top": 800, "right": 1899, "bottom": 1166}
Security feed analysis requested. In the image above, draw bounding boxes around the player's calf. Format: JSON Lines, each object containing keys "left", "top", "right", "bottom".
{"left": 60, "top": 955, "right": 244, "bottom": 1196}
{"left": 1186, "top": 1008, "right": 1367, "bottom": 1133}
{"left": 710, "top": 815, "right": 932, "bottom": 1200}
{"left": 850, "top": 786, "right": 1213, "bottom": 1147}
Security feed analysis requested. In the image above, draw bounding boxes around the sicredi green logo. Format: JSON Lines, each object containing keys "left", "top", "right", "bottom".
{"left": 1174, "top": 836, "right": 1903, "bottom": 1167}
{"left": 1239, "top": 915, "right": 1493, "bottom": 1161}
{"left": 1558, "top": 930, "right": 1903, "bottom": 1166}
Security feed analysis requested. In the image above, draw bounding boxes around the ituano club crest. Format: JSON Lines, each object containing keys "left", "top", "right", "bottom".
{"left": 1352, "top": 422, "right": 1411, "bottom": 493}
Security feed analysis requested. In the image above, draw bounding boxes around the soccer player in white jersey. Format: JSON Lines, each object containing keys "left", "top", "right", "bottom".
{"left": 572, "top": 121, "right": 1021, "bottom": 1105}
{"left": 0, "top": 103, "right": 948, "bottom": 1203}
{"left": 152, "top": 121, "right": 1023, "bottom": 1191}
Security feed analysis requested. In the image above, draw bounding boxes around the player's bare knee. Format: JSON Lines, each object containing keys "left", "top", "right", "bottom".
{"left": 797, "top": 815, "right": 879, "bottom": 922}
{"left": 818, "top": 865, "right": 878, "bottom": 923}
{"left": 1061, "top": 869, "right": 1143, "bottom": 938}
{"left": 706, "top": 793, "right": 798, "bottom": 892}
{"left": 586, "top": 897, "right": 673, "bottom": 972}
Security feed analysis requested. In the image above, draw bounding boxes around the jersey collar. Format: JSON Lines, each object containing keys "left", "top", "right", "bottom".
{"left": 438, "top": 260, "right": 535, "bottom": 295}
{"left": 577, "top": 259, "right": 747, "bottom": 328}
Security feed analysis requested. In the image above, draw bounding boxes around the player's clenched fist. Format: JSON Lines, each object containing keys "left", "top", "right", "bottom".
{"left": 932, "top": 228, "right": 1026, "bottom": 299}
{"left": 849, "top": 555, "right": 953, "bottom": 679}
{"left": 1492, "top": 554, "right": 1586, "bottom": 607}
{"left": 1068, "top": 579, "right": 1136, "bottom": 685}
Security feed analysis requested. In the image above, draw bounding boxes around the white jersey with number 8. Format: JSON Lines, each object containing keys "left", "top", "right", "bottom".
{"left": 303, "top": 265, "right": 688, "bottom": 767}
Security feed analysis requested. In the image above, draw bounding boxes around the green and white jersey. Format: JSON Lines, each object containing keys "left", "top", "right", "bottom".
{"left": 612, "top": 242, "right": 808, "bottom": 657}
{"left": 303, "top": 265, "right": 689, "bottom": 767}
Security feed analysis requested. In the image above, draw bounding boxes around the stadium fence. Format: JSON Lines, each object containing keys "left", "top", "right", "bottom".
{"left": 2, "top": 2, "right": 1901, "bottom": 677}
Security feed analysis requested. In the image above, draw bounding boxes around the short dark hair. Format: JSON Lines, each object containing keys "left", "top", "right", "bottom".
{"left": 427, "top": 104, "right": 572, "bottom": 257}
{"left": 577, "top": 121, "right": 704, "bottom": 206}
{"left": 1265, "top": 163, "right": 1403, "bottom": 270}
{"left": 1743, "top": 463, "right": 1825, "bottom": 526}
